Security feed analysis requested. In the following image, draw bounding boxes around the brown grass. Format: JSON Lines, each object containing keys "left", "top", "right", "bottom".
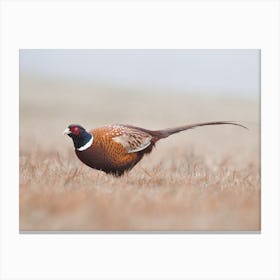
{"left": 19, "top": 76, "right": 261, "bottom": 231}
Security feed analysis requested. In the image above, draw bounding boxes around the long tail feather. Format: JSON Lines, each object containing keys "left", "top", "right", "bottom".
{"left": 151, "top": 121, "right": 248, "bottom": 139}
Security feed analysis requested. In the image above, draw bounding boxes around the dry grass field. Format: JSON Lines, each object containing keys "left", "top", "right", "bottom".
{"left": 19, "top": 76, "right": 260, "bottom": 231}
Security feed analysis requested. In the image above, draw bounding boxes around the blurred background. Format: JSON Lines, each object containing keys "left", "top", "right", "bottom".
{"left": 19, "top": 50, "right": 260, "bottom": 231}
{"left": 20, "top": 49, "right": 259, "bottom": 95}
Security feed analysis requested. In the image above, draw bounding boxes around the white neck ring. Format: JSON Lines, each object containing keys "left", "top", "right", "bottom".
{"left": 77, "top": 135, "right": 93, "bottom": 151}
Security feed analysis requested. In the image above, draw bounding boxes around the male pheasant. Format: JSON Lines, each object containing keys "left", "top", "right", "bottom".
{"left": 63, "top": 122, "right": 247, "bottom": 176}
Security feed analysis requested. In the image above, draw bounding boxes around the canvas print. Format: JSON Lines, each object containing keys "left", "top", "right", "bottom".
{"left": 19, "top": 50, "right": 260, "bottom": 231}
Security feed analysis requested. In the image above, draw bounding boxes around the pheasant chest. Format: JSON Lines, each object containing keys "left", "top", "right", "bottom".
{"left": 75, "top": 126, "right": 140, "bottom": 174}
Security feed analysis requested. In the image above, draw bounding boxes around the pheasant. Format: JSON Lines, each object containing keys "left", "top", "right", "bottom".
{"left": 63, "top": 122, "right": 247, "bottom": 176}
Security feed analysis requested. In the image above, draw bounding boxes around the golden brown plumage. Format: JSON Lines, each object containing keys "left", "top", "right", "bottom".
{"left": 64, "top": 122, "right": 247, "bottom": 176}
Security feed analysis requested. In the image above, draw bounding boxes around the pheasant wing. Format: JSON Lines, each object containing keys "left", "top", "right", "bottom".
{"left": 112, "top": 126, "right": 152, "bottom": 153}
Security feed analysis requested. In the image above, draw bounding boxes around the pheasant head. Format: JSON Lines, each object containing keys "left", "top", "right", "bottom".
{"left": 63, "top": 124, "right": 93, "bottom": 151}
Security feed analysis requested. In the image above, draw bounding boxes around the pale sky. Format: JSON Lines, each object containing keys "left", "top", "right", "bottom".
{"left": 20, "top": 49, "right": 260, "bottom": 98}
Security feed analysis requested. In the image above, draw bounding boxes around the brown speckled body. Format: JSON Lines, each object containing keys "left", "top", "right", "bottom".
{"left": 75, "top": 125, "right": 155, "bottom": 176}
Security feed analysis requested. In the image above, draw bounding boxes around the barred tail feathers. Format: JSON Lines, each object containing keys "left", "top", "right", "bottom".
{"left": 150, "top": 121, "right": 248, "bottom": 140}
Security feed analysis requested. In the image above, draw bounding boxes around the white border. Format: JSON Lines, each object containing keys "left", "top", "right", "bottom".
{"left": 1, "top": 1, "right": 279, "bottom": 279}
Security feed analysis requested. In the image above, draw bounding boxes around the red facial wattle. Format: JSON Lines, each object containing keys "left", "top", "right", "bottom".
{"left": 70, "top": 126, "right": 80, "bottom": 135}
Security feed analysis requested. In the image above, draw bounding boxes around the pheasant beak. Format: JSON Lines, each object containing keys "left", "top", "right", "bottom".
{"left": 63, "top": 128, "right": 71, "bottom": 135}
